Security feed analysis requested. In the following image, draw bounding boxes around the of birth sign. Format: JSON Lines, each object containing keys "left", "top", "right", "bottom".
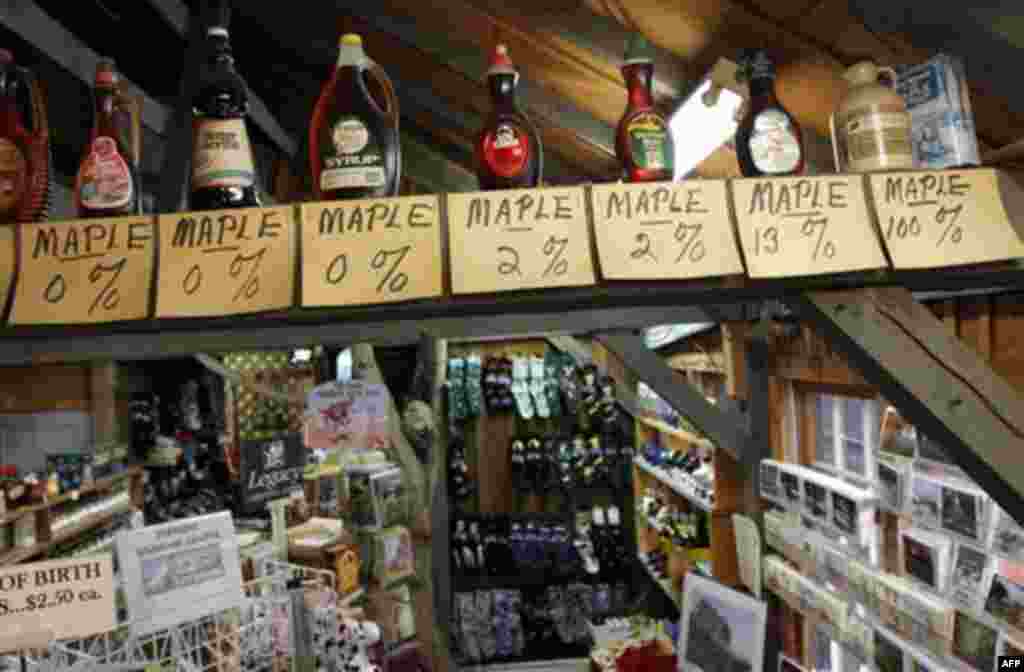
{"left": 732, "top": 175, "right": 888, "bottom": 277}
{"left": 590, "top": 181, "right": 744, "bottom": 280}
{"left": 300, "top": 195, "right": 443, "bottom": 307}
{"left": 156, "top": 206, "right": 295, "bottom": 318}
{"left": 447, "top": 186, "right": 596, "bottom": 294}
{"left": 11, "top": 216, "right": 155, "bottom": 325}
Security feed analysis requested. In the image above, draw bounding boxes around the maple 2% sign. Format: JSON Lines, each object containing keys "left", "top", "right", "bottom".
{"left": 156, "top": 207, "right": 295, "bottom": 318}
{"left": 10, "top": 217, "right": 156, "bottom": 325}
{"left": 734, "top": 176, "right": 888, "bottom": 278}
{"left": 301, "top": 196, "right": 443, "bottom": 307}
{"left": 871, "top": 170, "right": 1024, "bottom": 269}
{"left": 590, "top": 182, "right": 744, "bottom": 280}
{"left": 448, "top": 187, "right": 596, "bottom": 294}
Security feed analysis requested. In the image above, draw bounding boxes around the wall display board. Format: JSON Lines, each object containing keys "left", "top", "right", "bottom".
{"left": 238, "top": 433, "right": 305, "bottom": 514}
{"left": 677, "top": 573, "right": 767, "bottom": 672}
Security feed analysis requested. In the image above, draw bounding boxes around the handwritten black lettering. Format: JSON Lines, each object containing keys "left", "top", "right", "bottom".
{"left": 368, "top": 203, "right": 389, "bottom": 230}
{"left": 173, "top": 218, "right": 197, "bottom": 247}
{"left": 607, "top": 190, "right": 629, "bottom": 220}
{"left": 515, "top": 194, "right": 535, "bottom": 223}
{"left": 348, "top": 207, "right": 365, "bottom": 233}
{"left": 197, "top": 217, "right": 214, "bottom": 247}
{"left": 33, "top": 227, "right": 59, "bottom": 260}
{"left": 674, "top": 223, "right": 706, "bottom": 263}
{"left": 467, "top": 198, "right": 488, "bottom": 229}
{"left": 684, "top": 189, "right": 708, "bottom": 214}
{"left": 651, "top": 187, "right": 670, "bottom": 214}
{"left": 325, "top": 254, "right": 348, "bottom": 285}
{"left": 183, "top": 265, "right": 202, "bottom": 295}
{"left": 753, "top": 227, "right": 780, "bottom": 255}
{"left": 217, "top": 214, "right": 238, "bottom": 245}
{"left": 229, "top": 247, "right": 266, "bottom": 302}
{"left": 554, "top": 195, "right": 572, "bottom": 220}
{"left": 63, "top": 227, "right": 80, "bottom": 258}
{"left": 408, "top": 202, "right": 433, "bottom": 228}
{"left": 495, "top": 199, "right": 512, "bottom": 228}
{"left": 88, "top": 257, "right": 126, "bottom": 315}
{"left": 542, "top": 236, "right": 569, "bottom": 277}
{"left": 320, "top": 208, "right": 344, "bottom": 236}
{"left": 749, "top": 179, "right": 841, "bottom": 215}
{"left": 948, "top": 174, "right": 969, "bottom": 198}
{"left": 828, "top": 182, "right": 848, "bottom": 208}
{"left": 497, "top": 246, "right": 521, "bottom": 276}
{"left": 44, "top": 274, "right": 65, "bottom": 304}
{"left": 128, "top": 222, "right": 151, "bottom": 250}
{"left": 371, "top": 245, "right": 411, "bottom": 293}
{"left": 631, "top": 233, "right": 657, "bottom": 262}
{"left": 884, "top": 173, "right": 970, "bottom": 206}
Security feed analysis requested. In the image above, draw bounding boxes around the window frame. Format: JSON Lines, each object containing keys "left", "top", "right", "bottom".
{"left": 790, "top": 383, "right": 881, "bottom": 487}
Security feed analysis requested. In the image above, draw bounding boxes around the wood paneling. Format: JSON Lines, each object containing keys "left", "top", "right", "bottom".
{"left": 0, "top": 365, "right": 90, "bottom": 413}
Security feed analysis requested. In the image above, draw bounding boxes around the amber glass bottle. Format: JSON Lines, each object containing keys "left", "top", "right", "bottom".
{"left": 0, "top": 50, "right": 31, "bottom": 225}
{"left": 74, "top": 60, "right": 139, "bottom": 218}
{"left": 310, "top": 34, "right": 400, "bottom": 200}
{"left": 616, "top": 35, "right": 674, "bottom": 182}
{"left": 189, "top": 25, "right": 261, "bottom": 211}
{"left": 475, "top": 45, "right": 542, "bottom": 190}
{"left": 735, "top": 49, "right": 804, "bottom": 178}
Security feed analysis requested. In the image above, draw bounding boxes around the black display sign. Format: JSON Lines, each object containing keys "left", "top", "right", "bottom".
{"left": 238, "top": 433, "right": 305, "bottom": 514}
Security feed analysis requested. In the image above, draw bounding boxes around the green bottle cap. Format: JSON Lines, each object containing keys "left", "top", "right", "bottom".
{"left": 624, "top": 33, "right": 655, "bottom": 65}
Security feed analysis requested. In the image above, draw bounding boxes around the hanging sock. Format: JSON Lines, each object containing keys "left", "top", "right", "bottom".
{"left": 447, "top": 357, "right": 468, "bottom": 422}
{"left": 511, "top": 355, "right": 534, "bottom": 419}
{"left": 465, "top": 354, "right": 483, "bottom": 417}
{"left": 528, "top": 356, "right": 550, "bottom": 419}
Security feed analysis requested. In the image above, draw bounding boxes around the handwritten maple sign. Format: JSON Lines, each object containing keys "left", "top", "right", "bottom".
{"left": 590, "top": 181, "right": 743, "bottom": 280}
{"left": 447, "top": 186, "right": 596, "bottom": 294}
{"left": 10, "top": 216, "right": 155, "bottom": 325}
{"left": 300, "top": 196, "right": 442, "bottom": 307}
{"left": 0, "top": 228, "right": 13, "bottom": 318}
{"left": 155, "top": 206, "right": 295, "bottom": 318}
{"left": 732, "top": 176, "right": 888, "bottom": 278}
{"left": 871, "top": 169, "right": 1024, "bottom": 269}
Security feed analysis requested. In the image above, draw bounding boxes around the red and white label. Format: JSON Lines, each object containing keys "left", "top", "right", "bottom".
{"left": 483, "top": 123, "right": 529, "bottom": 178}
{"left": 78, "top": 137, "right": 133, "bottom": 210}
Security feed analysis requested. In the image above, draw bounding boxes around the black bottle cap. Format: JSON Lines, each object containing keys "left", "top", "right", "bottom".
{"left": 737, "top": 49, "right": 775, "bottom": 81}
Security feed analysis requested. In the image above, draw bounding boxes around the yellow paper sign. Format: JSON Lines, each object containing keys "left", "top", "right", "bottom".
{"left": 871, "top": 169, "right": 1024, "bottom": 269}
{"left": 590, "top": 181, "right": 743, "bottom": 280}
{"left": 732, "top": 176, "right": 888, "bottom": 277}
{"left": 10, "top": 217, "right": 155, "bottom": 325}
{"left": 0, "top": 555, "right": 116, "bottom": 653}
{"left": 0, "top": 228, "right": 14, "bottom": 318}
{"left": 300, "top": 196, "right": 443, "bottom": 307}
{"left": 156, "top": 206, "right": 295, "bottom": 318}
{"left": 447, "top": 186, "right": 596, "bottom": 294}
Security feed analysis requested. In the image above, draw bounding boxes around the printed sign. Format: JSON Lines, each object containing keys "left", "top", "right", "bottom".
{"left": 11, "top": 217, "right": 154, "bottom": 324}
{"left": 300, "top": 196, "right": 443, "bottom": 307}
{"left": 305, "top": 381, "right": 389, "bottom": 455}
{"left": 238, "top": 434, "right": 304, "bottom": 514}
{"left": 155, "top": 206, "right": 294, "bottom": 318}
{"left": 590, "top": 181, "right": 743, "bottom": 280}
{"left": 0, "top": 556, "right": 116, "bottom": 652}
{"left": 732, "top": 176, "right": 888, "bottom": 277}
{"left": 116, "top": 511, "right": 244, "bottom": 635}
{"left": 872, "top": 169, "right": 1024, "bottom": 269}
{"left": 447, "top": 186, "right": 596, "bottom": 294}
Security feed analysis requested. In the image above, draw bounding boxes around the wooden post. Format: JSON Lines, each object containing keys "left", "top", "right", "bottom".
{"left": 89, "top": 361, "right": 118, "bottom": 446}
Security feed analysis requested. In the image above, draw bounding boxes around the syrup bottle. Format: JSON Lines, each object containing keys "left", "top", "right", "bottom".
{"left": 310, "top": 34, "right": 401, "bottom": 200}
{"left": 0, "top": 50, "right": 49, "bottom": 225}
{"left": 189, "top": 22, "right": 261, "bottom": 211}
{"left": 616, "top": 35, "right": 674, "bottom": 182}
{"left": 75, "top": 60, "right": 139, "bottom": 218}
{"left": 735, "top": 49, "right": 804, "bottom": 177}
{"left": 475, "top": 45, "right": 542, "bottom": 190}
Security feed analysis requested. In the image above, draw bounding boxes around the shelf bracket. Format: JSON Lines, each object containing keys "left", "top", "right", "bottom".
{"left": 792, "top": 287, "right": 1024, "bottom": 526}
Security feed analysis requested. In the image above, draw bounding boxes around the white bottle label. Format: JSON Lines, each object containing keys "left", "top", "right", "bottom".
{"left": 749, "top": 109, "right": 801, "bottom": 174}
{"left": 844, "top": 111, "right": 913, "bottom": 171}
{"left": 320, "top": 116, "right": 386, "bottom": 190}
{"left": 191, "top": 118, "right": 257, "bottom": 189}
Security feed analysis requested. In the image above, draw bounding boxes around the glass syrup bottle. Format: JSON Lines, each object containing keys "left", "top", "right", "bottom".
{"left": 616, "top": 35, "right": 674, "bottom": 182}
{"left": 735, "top": 49, "right": 804, "bottom": 178}
{"left": 0, "top": 50, "right": 31, "bottom": 225}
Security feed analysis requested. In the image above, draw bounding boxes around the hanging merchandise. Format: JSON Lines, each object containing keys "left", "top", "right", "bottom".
{"left": 310, "top": 33, "right": 401, "bottom": 201}
{"left": 735, "top": 49, "right": 804, "bottom": 178}
{"left": 616, "top": 34, "right": 674, "bottom": 182}
{"left": 0, "top": 49, "right": 50, "bottom": 226}
{"left": 75, "top": 59, "right": 140, "bottom": 218}
{"left": 475, "top": 45, "right": 542, "bottom": 190}
{"left": 830, "top": 62, "right": 914, "bottom": 173}
{"left": 190, "top": 19, "right": 262, "bottom": 210}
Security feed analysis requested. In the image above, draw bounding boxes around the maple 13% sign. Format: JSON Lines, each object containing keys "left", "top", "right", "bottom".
{"left": 10, "top": 217, "right": 155, "bottom": 325}
{"left": 733, "top": 176, "right": 888, "bottom": 278}
{"left": 447, "top": 187, "right": 596, "bottom": 294}
{"left": 156, "top": 206, "right": 295, "bottom": 318}
{"left": 300, "top": 195, "right": 443, "bottom": 307}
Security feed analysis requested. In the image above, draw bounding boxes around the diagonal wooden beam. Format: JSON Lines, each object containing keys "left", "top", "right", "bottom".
{"left": 793, "top": 288, "right": 1024, "bottom": 527}
{"left": 545, "top": 335, "right": 639, "bottom": 416}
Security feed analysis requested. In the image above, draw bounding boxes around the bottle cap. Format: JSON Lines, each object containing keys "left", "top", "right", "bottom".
{"left": 208, "top": 26, "right": 229, "bottom": 38}
{"left": 623, "top": 33, "right": 655, "bottom": 65}
{"left": 0, "top": 50, "right": 12, "bottom": 65}
{"left": 340, "top": 34, "right": 362, "bottom": 47}
{"left": 487, "top": 44, "right": 517, "bottom": 77}
{"left": 96, "top": 58, "right": 119, "bottom": 87}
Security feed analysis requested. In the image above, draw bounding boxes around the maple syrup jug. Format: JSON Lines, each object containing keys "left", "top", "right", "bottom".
{"left": 310, "top": 34, "right": 401, "bottom": 200}
{"left": 0, "top": 50, "right": 50, "bottom": 225}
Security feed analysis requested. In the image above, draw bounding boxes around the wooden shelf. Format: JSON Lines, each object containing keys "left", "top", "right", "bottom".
{"left": 634, "top": 458, "right": 714, "bottom": 513}
{"left": 0, "top": 503, "right": 131, "bottom": 566}
{"left": 0, "top": 466, "right": 143, "bottom": 528}
{"left": 637, "top": 553, "right": 680, "bottom": 608}
{"left": 637, "top": 417, "right": 714, "bottom": 449}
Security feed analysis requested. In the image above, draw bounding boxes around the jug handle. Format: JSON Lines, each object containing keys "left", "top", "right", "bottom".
{"left": 876, "top": 66, "right": 899, "bottom": 86}
{"left": 365, "top": 59, "right": 400, "bottom": 133}
{"left": 829, "top": 113, "right": 845, "bottom": 173}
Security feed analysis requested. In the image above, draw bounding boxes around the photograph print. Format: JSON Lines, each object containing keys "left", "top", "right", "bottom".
{"left": 901, "top": 532, "right": 938, "bottom": 589}
{"left": 877, "top": 460, "right": 904, "bottom": 513}
{"left": 984, "top": 559, "right": 1024, "bottom": 632}
{"left": 781, "top": 470, "right": 801, "bottom": 508}
{"left": 678, "top": 573, "right": 767, "bottom": 672}
{"left": 952, "top": 609, "right": 998, "bottom": 672}
{"left": 941, "top": 485, "right": 982, "bottom": 542}
{"left": 831, "top": 491, "right": 858, "bottom": 537}
{"left": 874, "top": 628, "right": 905, "bottom": 672}
{"left": 804, "top": 480, "right": 829, "bottom": 523}
{"left": 950, "top": 544, "right": 989, "bottom": 610}
{"left": 911, "top": 477, "right": 941, "bottom": 530}
{"left": 761, "top": 462, "right": 781, "bottom": 502}
{"left": 992, "top": 508, "right": 1024, "bottom": 561}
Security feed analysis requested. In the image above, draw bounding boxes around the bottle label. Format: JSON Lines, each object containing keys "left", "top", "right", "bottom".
{"left": 627, "top": 112, "right": 674, "bottom": 172}
{"left": 0, "top": 139, "right": 27, "bottom": 215}
{"left": 843, "top": 109, "right": 913, "bottom": 170}
{"left": 320, "top": 116, "right": 386, "bottom": 190}
{"left": 191, "top": 118, "right": 257, "bottom": 189}
{"left": 78, "top": 137, "right": 133, "bottom": 210}
{"left": 483, "top": 123, "right": 530, "bottom": 178}
{"left": 749, "top": 109, "right": 802, "bottom": 174}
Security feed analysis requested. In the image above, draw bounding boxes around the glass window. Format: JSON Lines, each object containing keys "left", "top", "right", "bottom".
{"left": 812, "top": 393, "right": 877, "bottom": 480}
{"left": 816, "top": 394, "right": 835, "bottom": 466}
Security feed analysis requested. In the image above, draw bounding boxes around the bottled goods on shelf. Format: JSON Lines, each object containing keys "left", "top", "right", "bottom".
{"left": 310, "top": 34, "right": 401, "bottom": 201}
{"left": 0, "top": 49, "right": 49, "bottom": 225}
{"left": 616, "top": 35, "right": 674, "bottom": 182}
{"left": 189, "top": 24, "right": 261, "bottom": 211}
{"left": 735, "top": 49, "right": 804, "bottom": 178}
{"left": 75, "top": 59, "right": 140, "bottom": 218}
{"left": 475, "top": 45, "right": 542, "bottom": 190}
{"left": 831, "top": 61, "right": 913, "bottom": 173}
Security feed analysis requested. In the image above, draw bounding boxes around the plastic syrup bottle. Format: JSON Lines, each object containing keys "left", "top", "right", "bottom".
{"left": 189, "top": 24, "right": 261, "bottom": 210}
{"left": 310, "top": 34, "right": 400, "bottom": 200}
{"left": 616, "top": 35, "right": 674, "bottom": 182}
{"left": 75, "top": 59, "right": 139, "bottom": 218}
{"left": 475, "top": 45, "right": 542, "bottom": 190}
{"left": 735, "top": 49, "right": 804, "bottom": 177}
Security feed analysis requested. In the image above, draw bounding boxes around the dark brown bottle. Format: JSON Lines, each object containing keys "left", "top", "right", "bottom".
{"left": 735, "top": 49, "right": 804, "bottom": 178}
{"left": 475, "top": 45, "right": 542, "bottom": 190}
{"left": 310, "top": 34, "right": 401, "bottom": 200}
{"left": 75, "top": 60, "right": 139, "bottom": 218}
{"left": 616, "top": 35, "right": 674, "bottom": 182}
{"left": 0, "top": 50, "right": 31, "bottom": 225}
{"left": 189, "top": 25, "right": 261, "bottom": 211}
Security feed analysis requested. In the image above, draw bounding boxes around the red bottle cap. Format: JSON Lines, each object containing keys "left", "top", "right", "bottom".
{"left": 96, "top": 58, "right": 119, "bottom": 87}
{"left": 487, "top": 44, "right": 517, "bottom": 77}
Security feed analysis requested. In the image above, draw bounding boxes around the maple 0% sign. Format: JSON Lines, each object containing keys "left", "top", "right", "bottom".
{"left": 325, "top": 244, "right": 412, "bottom": 293}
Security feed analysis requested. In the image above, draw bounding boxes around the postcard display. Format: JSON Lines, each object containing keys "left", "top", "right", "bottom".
{"left": 760, "top": 441, "right": 1024, "bottom": 672}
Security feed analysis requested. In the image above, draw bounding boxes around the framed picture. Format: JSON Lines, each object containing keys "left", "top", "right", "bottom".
{"left": 780, "top": 469, "right": 801, "bottom": 509}
{"left": 761, "top": 461, "right": 781, "bottom": 503}
{"left": 991, "top": 508, "right": 1024, "bottom": 561}
{"left": 950, "top": 544, "right": 990, "bottom": 610}
{"left": 899, "top": 528, "right": 950, "bottom": 591}
{"left": 370, "top": 467, "right": 408, "bottom": 529}
{"left": 677, "top": 573, "right": 767, "bottom": 672}
{"left": 804, "top": 479, "right": 830, "bottom": 524}
{"left": 942, "top": 484, "right": 985, "bottom": 542}
{"left": 779, "top": 655, "right": 805, "bottom": 672}
{"left": 952, "top": 609, "right": 998, "bottom": 672}
{"left": 877, "top": 459, "right": 905, "bottom": 513}
{"left": 983, "top": 558, "right": 1024, "bottom": 632}
{"left": 874, "top": 627, "right": 905, "bottom": 672}
{"left": 831, "top": 490, "right": 859, "bottom": 537}
{"left": 911, "top": 476, "right": 942, "bottom": 530}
